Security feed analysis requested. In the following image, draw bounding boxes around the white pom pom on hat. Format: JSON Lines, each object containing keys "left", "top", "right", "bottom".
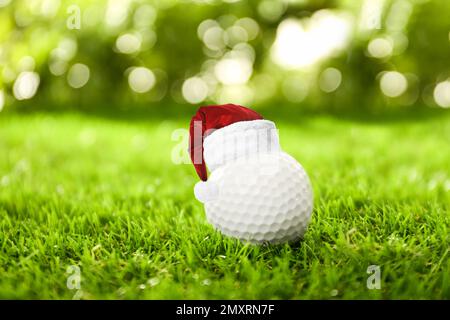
{"left": 194, "top": 180, "right": 219, "bottom": 203}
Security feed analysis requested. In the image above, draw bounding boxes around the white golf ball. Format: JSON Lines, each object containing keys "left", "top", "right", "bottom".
{"left": 204, "top": 152, "right": 313, "bottom": 243}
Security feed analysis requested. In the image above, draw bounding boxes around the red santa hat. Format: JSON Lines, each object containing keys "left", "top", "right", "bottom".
{"left": 189, "top": 104, "right": 264, "bottom": 202}
{"left": 189, "top": 103, "right": 263, "bottom": 181}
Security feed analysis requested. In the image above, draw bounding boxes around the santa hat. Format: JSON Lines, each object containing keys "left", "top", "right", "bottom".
{"left": 189, "top": 104, "right": 279, "bottom": 203}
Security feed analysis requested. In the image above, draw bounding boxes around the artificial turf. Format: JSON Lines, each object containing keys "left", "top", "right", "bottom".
{"left": 0, "top": 110, "right": 449, "bottom": 299}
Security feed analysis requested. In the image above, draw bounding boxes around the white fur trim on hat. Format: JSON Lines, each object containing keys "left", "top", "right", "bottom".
{"left": 203, "top": 119, "right": 280, "bottom": 172}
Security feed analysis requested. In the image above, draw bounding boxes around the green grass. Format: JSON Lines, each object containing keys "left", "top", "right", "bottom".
{"left": 0, "top": 110, "right": 449, "bottom": 299}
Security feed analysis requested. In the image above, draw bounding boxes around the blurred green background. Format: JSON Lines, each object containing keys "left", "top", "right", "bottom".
{"left": 0, "top": 0, "right": 449, "bottom": 114}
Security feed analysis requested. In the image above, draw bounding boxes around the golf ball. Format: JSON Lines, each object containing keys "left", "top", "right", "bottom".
{"left": 204, "top": 152, "right": 313, "bottom": 243}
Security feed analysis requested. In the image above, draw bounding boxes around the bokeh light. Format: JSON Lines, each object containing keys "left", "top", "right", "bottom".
{"left": 214, "top": 57, "right": 252, "bottom": 85}
{"left": 202, "top": 25, "right": 226, "bottom": 51}
{"left": 271, "top": 10, "right": 352, "bottom": 69}
{"left": 225, "top": 25, "right": 248, "bottom": 47}
{"left": 367, "top": 37, "right": 393, "bottom": 59}
{"left": 49, "top": 59, "right": 68, "bottom": 76}
{"left": 232, "top": 43, "right": 255, "bottom": 62}
{"left": 13, "top": 71, "right": 40, "bottom": 100}
{"left": 433, "top": 80, "right": 450, "bottom": 108}
{"left": 319, "top": 68, "right": 342, "bottom": 93}
{"left": 105, "top": 0, "right": 130, "bottom": 29}
{"left": 49, "top": 37, "right": 78, "bottom": 76}
{"left": 67, "top": 64, "right": 90, "bottom": 89}
{"left": 380, "top": 71, "right": 408, "bottom": 98}
{"left": 52, "top": 38, "right": 78, "bottom": 61}
{"left": 133, "top": 4, "right": 157, "bottom": 29}
{"left": 235, "top": 18, "right": 259, "bottom": 40}
{"left": 116, "top": 33, "right": 142, "bottom": 54}
{"left": 128, "top": 67, "right": 156, "bottom": 93}
{"left": 197, "top": 19, "right": 219, "bottom": 40}
{"left": 182, "top": 77, "right": 209, "bottom": 104}
{"left": 258, "top": 0, "right": 286, "bottom": 22}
